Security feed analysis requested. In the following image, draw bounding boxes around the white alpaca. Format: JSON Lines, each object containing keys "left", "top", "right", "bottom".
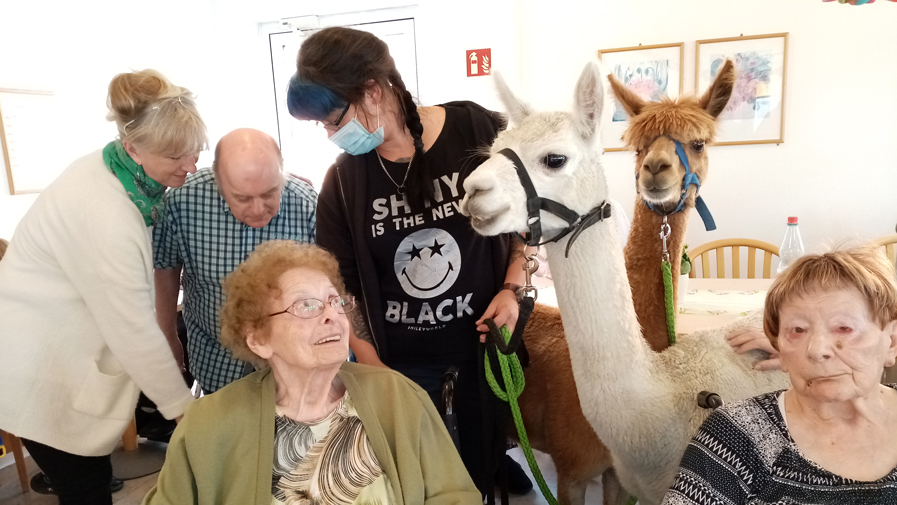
{"left": 460, "top": 63, "right": 790, "bottom": 505}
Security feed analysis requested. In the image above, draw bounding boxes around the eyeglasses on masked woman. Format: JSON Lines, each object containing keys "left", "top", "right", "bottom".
{"left": 313, "top": 102, "right": 351, "bottom": 133}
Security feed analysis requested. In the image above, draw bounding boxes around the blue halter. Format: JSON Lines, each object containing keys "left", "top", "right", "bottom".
{"left": 642, "top": 137, "right": 716, "bottom": 232}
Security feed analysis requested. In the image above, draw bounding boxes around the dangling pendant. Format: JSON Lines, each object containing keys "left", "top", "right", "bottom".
{"left": 397, "top": 185, "right": 406, "bottom": 195}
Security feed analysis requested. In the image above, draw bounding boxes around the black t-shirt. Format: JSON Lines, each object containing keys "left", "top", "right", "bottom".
{"left": 364, "top": 107, "right": 498, "bottom": 366}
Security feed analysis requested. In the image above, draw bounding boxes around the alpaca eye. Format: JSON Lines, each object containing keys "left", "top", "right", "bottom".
{"left": 542, "top": 154, "right": 567, "bottom": 170}
{"left": 692, "top": 141, "right": 705, "bottom": 153}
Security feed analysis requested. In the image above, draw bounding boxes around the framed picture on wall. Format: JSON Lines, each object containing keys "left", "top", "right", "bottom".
{"left": 0, "top": 88, "right": 60, "bottom": 194}
{"left": 696, "top": 33, "right": 788, "bottom": 145}
{"left": 598, "top": 42, "right": 684, "bottom": 152}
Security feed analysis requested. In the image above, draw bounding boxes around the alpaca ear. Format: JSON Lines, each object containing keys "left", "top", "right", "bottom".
{"left": 699, "top": 59, "right": 736, "bottom": 119}
{"left": 493, "top": 72, "right": 532, "bottom": 125}
{"left": 607, "top": 73, "right": 644, "bottom": 119}
{"left": 572, "top": 62, "right": 605, "bottom": 141}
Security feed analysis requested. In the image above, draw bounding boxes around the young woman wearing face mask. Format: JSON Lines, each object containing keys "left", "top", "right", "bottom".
{"left": 286, "top": 27, "right": 531, "bottom": 495}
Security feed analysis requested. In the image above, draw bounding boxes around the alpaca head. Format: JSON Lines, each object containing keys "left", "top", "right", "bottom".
{"left": 461, "top": 62, "right": 607, "bottom": 237}
{"left": 608, "top": 60, "right": 735, "bottom": 211}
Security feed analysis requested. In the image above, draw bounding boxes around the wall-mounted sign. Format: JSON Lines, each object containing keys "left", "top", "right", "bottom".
{"left": 466, "top": 49, "right": 491, "bottom": 77}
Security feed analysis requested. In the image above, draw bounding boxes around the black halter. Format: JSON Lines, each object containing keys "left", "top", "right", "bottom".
{"left": 498, "top": 148, "right": 612, "bottom": 258}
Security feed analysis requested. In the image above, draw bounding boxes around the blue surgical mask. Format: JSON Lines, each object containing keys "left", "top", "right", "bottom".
{"left": 328, "top": 105, "right": 384, "bottom": 155}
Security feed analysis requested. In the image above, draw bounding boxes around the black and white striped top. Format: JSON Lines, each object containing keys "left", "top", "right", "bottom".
{"left": 662, "top": 386, "right": 897, "bottom": 505}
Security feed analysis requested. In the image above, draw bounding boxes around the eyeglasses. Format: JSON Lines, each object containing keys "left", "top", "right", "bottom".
{"left": 314, "top": 102, "right": 351, "bottom": 132}
{"left": 268, "top": 295, "right": 356, "bottom": 319}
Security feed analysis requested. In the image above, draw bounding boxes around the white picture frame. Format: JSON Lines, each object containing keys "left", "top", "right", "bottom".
{"left": 696, "top": 33, "right": 789, "bottom": 146}
{"left": 598, "top": 42, "right": 684, "bottom": 152}
{"left": 0, "top": 88, "right": 60, "bottom": 194}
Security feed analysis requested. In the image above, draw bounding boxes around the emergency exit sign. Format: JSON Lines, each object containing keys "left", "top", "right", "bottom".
{"left": 466, "top": 49, "right": 491, "bottom": 77}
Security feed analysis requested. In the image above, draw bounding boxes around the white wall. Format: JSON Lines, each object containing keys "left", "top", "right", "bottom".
{"left": 0, "top": 0, "right": 217, "bottom": 239}
{"left": 219, "top": 0, "right": 525, "bottom": 109}
{"left": 2, "top": 0, "right": 895, "bottom": 254}
{"left": 0, "top": 0, "right": 521, "bottom": 238}
{"left": 516, "top": 0, "right": 897, "bottom": 253}
{"left": 211, "top": 0, "right": 524, "bottom": 188}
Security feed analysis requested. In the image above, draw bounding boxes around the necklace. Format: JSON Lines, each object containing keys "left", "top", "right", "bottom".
{"left": 376, "top": 150, "right": 414, "bottom": 195}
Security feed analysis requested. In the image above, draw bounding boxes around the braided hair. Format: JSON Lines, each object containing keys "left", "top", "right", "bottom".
{"left": 288, "top": 27, "right": 434, "bottom": 211}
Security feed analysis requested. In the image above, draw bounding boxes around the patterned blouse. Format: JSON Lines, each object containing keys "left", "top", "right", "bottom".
{"left": 271, "top": 393, "right": 391, "bottom": 504}
{"left": 662, "top": 385, "right": 897, "bottom": 504}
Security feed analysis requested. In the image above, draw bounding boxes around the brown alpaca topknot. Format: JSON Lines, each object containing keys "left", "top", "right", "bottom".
{"left": 622, "top": 98, "right": 718, "bottom": 150}
{"left": 608, "top": 59, "right": 736, "bottom": 150}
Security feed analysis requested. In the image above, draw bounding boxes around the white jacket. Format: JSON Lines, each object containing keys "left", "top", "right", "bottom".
{"left": 0, "top": 149, "right": 193, "bottom": 457}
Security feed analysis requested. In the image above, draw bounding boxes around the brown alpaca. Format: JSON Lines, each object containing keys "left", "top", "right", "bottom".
{"left": 616, "top": 64, "right": 732, "bottom": 351}
{"left": 511, "top": 61, "right": 735, "bottom": 505}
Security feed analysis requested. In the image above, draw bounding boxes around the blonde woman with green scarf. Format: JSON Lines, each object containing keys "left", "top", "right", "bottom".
{"left": 0, "top": 69, "right": 205, "bottom": 505}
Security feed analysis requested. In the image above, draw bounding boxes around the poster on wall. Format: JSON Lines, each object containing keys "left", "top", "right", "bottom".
{"left": 0, "top": 89, "right": 62, "bottom": 194}
{"left": 696, "top": 33, "right": 788, "bottom": 146}
{"left": 598, "top": 42, "right": 684, "bottom": 152}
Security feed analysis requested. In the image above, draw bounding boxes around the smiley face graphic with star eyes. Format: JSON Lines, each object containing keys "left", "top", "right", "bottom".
{"left": 394, "top": 228, "right": 461, "bottom": 298}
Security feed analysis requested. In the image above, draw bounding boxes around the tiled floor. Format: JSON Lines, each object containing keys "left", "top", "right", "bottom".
{"left": 506, "top": 447, "right": 604, "bottom": 505}
{"left": 0, "top": 448, "right": 158, "bottom": 505}
{"left": 0, "top": 446, "right": 604, "bottom": 505}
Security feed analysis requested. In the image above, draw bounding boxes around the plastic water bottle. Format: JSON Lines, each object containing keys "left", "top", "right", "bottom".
{"left": 777, "top": 217, "right": 804, "bottom": 275}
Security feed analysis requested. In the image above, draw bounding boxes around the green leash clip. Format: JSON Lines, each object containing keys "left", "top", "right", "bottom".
{"left": 662, "top": 259, "right": 677, "bottom": 346}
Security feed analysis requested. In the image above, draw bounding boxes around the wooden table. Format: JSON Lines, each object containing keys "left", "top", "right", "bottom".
{"left": 532, "top": 276, "right": 897, "bottom": 382}
{"left": 532, "top": 277, "right": 772, "bottom": 336}
{"left": 676, "top": 278, "right": 773, "bottom": 335}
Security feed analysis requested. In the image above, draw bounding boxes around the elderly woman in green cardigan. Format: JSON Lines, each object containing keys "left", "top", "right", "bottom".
{"left": 143, "top": 241, "right": 481, "bottom": 505}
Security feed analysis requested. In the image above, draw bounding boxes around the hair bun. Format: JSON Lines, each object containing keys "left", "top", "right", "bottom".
{"left": 107, "top": 69, "right": 175, "bottom": 124}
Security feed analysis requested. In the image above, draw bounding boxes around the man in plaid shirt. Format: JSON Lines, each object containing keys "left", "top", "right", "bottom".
{"left": 153, "top": 128, "right": 317, "bottom": 392}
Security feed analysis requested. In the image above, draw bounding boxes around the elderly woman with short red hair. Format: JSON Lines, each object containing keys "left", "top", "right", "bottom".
{"left": 143, "top": 241, "right": 480, "bottom": 505}
{"left": 664, "top": 247, "right": 897, "bottom": 504}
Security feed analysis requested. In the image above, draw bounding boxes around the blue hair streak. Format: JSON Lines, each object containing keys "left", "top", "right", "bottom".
{"left": 287, "top": 73, "right": 345, "bottom": 121}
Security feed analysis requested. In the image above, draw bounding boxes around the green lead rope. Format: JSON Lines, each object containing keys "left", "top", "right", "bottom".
{"left": 661, "top": 260, "right": 677, "bottom": 346}
{"left": 484, "top": 325, "right": 558, "bottom": 505}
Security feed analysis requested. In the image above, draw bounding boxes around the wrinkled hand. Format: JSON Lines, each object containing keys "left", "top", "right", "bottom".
{"left": 357, "top": 353, "right": 389, "bottom": 368}
{"left": 477, "top": 289, "right": 519, "bottom": 343}
{"left": 349, "top": 335, "right": 389, "bottom": 368}
{"left": 726, "top": 326, "right": 781, "bottom": 371}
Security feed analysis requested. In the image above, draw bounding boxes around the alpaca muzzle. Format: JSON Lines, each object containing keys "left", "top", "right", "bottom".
{"left": 639, "top": 135, "right": 717, "bottom": 232}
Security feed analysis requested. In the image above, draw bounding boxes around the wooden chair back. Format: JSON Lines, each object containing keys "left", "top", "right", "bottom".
{"left": 688, "top": 239, "right": 780, "bottom": 279}
{"left": 0, "top": 429, "right": 30, "bottom": 492}
{"left": 876, "top": 235, "right": 897, "bottom": 268}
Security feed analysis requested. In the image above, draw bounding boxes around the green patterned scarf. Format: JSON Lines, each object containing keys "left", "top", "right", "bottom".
{"left": 102, "top": 140, "right": 166, "bottom": 227}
